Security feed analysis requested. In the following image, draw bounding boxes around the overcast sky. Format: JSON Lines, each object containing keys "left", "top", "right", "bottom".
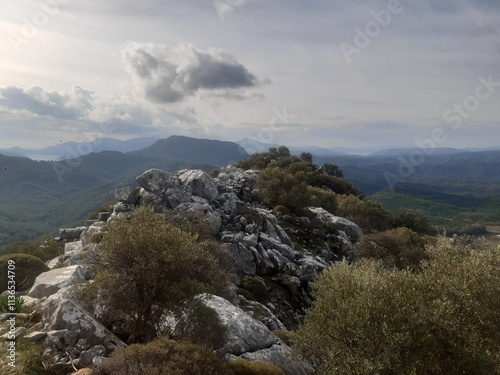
{"left": 0, "top": 0, "right": 499, "bottom": 149}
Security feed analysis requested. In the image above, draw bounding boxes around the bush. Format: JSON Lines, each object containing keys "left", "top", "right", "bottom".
{"left": 92, "top": 338, "right": 232, "bottom": 375}
{"left": 83, "top": 207, "right": 229, "bottom": 343}
{"left": 258, "top": 166, "right": 309, "bottom": 209}
{"left": 352, "top": 227, "right": 428, "bottom": 271}
{"left": 337, "top": 195, "right": 393, "bottom": 233}
{"left": 230, "top": 359, "right": 285, "bottom": 375}
{"left": 272, "top": 330, "right": 295, "bottom": 346}
{"left": 3, "top": 237, "right": 63, "bottom": 263}
{"left": 0, "top": 254, "right": 49, "bottom": 292}
{"left": 306, "top": 186, "right": 338, "bottom": 214}
{"left": 240, "top": 277, "right": 269, "bottom": 302}
{"left": 395, "top": 209, "right": 433, "bottom": 235}
{"left": 294, "top": 237, "right": 500, "bottom": 374}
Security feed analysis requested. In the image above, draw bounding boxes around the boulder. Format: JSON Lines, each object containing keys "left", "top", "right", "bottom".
{"left": 114, "top": 186, "right": 140, "bottom": 204}
{"left": 43, "top": 289, "right": 126, "bottom": 355}
{"left": 79, "top": 345, "right": 106, "bottom": 367}
{"left": 178, "top": 170, "right": 218, "bottom": 201}
{"left": 199, "top": 294, "right": 312, "bottom": 375}
{"left": 308, "top": 207, "right": 363, "bottom": 240}
{"left": 223, "top": 243, "right": 257, "bottom": 275}
{"left": 59, "top": 227, "right": 87, "bottom": 242}
{"left": 136, "top": 169, "right": 179, "bottom": 197}
{"left": 28, "top": 265, "right": 87, "bottom": 299}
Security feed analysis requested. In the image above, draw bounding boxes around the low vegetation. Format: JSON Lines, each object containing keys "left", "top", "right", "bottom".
{"left": 294, "top": 236, "right": 500, "bottom": 374}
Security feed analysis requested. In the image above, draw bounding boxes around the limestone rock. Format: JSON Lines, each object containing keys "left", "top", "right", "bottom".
{"left": 308, "top": 207, "right": 363, "bottom": 240}
{"left": 178, "top": 169, "right": 218, "bottom": 201}
{"left": 28, "top": 265, "right": 87, "bottom": 299}
{"left": 136, "top": 168, "right": 179, "bottom": 197}
{"left": 59, "top": 227, "right": 87, "bottom": 242}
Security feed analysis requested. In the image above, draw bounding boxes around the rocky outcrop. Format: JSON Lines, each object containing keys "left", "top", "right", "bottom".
{"left": 28, "top": 265, "right": 87, "bottom": 299}
{"left": 23, "top": 165, "right": 361, "bottom": 372}
{"left": 200, "top": 294, "right": 313, "bottom": 375}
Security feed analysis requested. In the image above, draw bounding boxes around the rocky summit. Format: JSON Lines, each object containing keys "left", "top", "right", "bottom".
{"left": 14, "top": 166, "right": 362, "bottom": 374}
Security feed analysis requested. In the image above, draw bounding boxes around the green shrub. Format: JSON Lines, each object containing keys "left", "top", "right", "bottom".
{"left": 306, "top": 186, "right": 338, "bottom": 214}
{"left": 83, "top": 207, "right": 229, "bottom": 343}
{"left": 395, "top": 209, "right": 433, "bottom": 234}
{"left": 230, "top": 359, "right": 285, "bottom": 375}
{"left": 352, "top": 227, "right": 428, "bottom": 271}
{"left": 294, "top": 236, "right": 500, "bottom": 374}
{"left": 0, "top": 254, "right": 49, "bottom": 292}
{"left": 273, "top": 205, "right": 291, "bottom": 216}
{"left": 258, "top": 166, "right": 309, "bottom": 209}
{"left": 3, "top": 237, "right": 63, "bottom": 263}
{"left": 0, "top": 295, "right": 24, "bottom": 313}
{"left": 337, "top": 194, "right": 393, "bottom": 233}
{"left": 92, "top": 338, "right": 232, "bottom": 375}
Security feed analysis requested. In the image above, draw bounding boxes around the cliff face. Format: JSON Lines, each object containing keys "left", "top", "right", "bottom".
{"left": 19, "top": 166, "right": 362, "bottom": 374}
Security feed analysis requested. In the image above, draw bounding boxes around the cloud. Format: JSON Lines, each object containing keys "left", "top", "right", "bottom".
{"left": 0, "top": 85, "right": 93, "bottom": 120}
{"left": 121, "top": 42, "right": 259, "bottom": 103}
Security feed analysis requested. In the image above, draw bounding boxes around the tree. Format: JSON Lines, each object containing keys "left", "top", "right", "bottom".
{"left": 86, "top": 207, "right": 229, "bottom": 343}
{"left": 299, "top": 152, "right": 313, "bottom": 164}
{"left": 294, "top": 237, "right": 500, "bottom": 374}
{"left": 257, "top": 166, "right": 309, "bottom": 209}
{"left": 395, "top": 209, "right": 432, "bottom": 235}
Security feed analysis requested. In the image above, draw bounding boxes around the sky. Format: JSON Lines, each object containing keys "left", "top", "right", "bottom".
{"left": 0, "top": 0, "right": 499, "bottom": 150}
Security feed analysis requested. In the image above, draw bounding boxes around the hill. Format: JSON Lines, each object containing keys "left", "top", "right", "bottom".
{"left": 0, "top": 135, "right": 247, "bottom": 248}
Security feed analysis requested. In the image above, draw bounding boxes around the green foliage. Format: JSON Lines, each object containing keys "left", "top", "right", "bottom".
{"left": 244, "top": 146, "right": 358, "bottom": 212}
{"left": 83, "top": 207, "right": 229, "bottom": 343}
{"left": 258, "top": 166, "right": 309, "bottom": 209}
{"left": 92, "top": 338, "right": 232, "bottom": 375}
{"left": 352, "top": 227, "right": 429, "bottom": 271}
{"left": 2, "top": 237, "right": 63, "bottom": 262}
{"left": 0, "top": 295, "right": 24, "bottom": 313}
{"left": 306, "top": 186, "right": 338, "bottom": 214}
{"left": 395, "top": 209, "right": 433, "bottom": 235}
{"left": 229, "top": 359, "right": 285, "bottom": 375}
{"left": 337, "top": 194, "right": 393, "bottom": 233}
{"left": 0, "top": 254, "right": 49, "bottom": 292}
{"left": 295, "top": 237, "right": 500, "bottom": 374}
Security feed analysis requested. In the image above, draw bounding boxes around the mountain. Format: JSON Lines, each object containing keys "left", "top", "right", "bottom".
{"left": 0, "top": 137, "right": 159, "bottom": 161}
{"left": 0, "top": 136, "right": 246, "bottom": 247}
{"left": 133, "top": 135, "right": 249, "bottom": 166}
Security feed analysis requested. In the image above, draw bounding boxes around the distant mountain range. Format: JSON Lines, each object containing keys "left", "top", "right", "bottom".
{"left": 0, "top": 136, "right": 249, "bottom": 248}
{"left": 0, "top": 134, "right": 499, "bottom": 247}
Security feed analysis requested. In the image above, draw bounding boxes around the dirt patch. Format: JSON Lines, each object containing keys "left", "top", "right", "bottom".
{"left": 486, "top": 225, "right": 500, "bottom": 234}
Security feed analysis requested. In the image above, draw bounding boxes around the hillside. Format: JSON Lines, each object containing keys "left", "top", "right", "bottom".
{"left": 0, "top": 136, "right": 247, "bottom": 248}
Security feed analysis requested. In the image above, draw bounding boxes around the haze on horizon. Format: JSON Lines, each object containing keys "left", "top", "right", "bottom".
{"left": 0, "top": 0, "right": 499, "bottom": 150}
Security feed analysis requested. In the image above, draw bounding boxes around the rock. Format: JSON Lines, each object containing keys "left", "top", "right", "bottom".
{"left": 178, "top": 169, "right": 218, "bottom": 201}
{"left": 28, "top": 265, "right": 87, "bottom": 299}
{"left": 43, "top": 289, "right": 126, "bottom": 354}
{"left": 114, "top": 186, "right": 140, "bottom": 204}
{"left": 79, "top": 345, "right": 106, "bottom": 367}
{"left": 199, "top": 294, "right": 279, "bottom": 355}
{"left": 97, "top": 212, "right": 112, "bottom": 221}
{"left": 199, "top": 294, "right": 313, "bottom": 375}
{"left": 59, "top": 227, "right": 87, "bottom": 242}
{"left": 308, "top": 207, "right": 363, "bottom": 240}
{"left": 136, "top": 169, "right": 179, "bottom": 197}
{"left": 223, "top": 243, "right": 256, "bottom": 275}
{"left": 81, "top": 224, "right": 105, "bottom": 246}
{"left": 25, "top": 331, "right": 47, "bottom": 342}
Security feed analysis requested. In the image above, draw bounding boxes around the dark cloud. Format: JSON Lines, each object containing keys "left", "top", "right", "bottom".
{"left": 122, "top": 42, "right": 259, "bottom": 103}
